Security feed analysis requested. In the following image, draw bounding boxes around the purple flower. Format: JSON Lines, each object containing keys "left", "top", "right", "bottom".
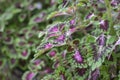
{"left": 100, "top": 20, "right": 109, "bottom": 31}
{"left": 56, "top": 34, "right": 65, "bottom": 42}
{"left": 25, "top": 72, "right": 36, "bottom": 80}
{"left": 33, "top": 59, "right": 41, "bottom": 66}
{"left": 97, "top": 34, "right": 106, "bottom": 46}
{"left": 73, "top": 50, "right": 83, "bottom": 63}
{"left": 22, "top": 50, "right": 28, "bottom": 57}
{"left": 44, "top": 42, "right": 53, "bottom": 49}
{"left": 86, "top": 13, "right": 95, "bottom": 19}
{"left": 70, "top": 19, "right": 75, "bottom": 25}
{"left": 49, "top": 50, "right": 57, "bottom": 57}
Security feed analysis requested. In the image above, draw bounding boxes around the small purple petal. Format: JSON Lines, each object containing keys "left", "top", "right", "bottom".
{"left": 56, "top": 34, "right": 65, "bottom": 42}
{"left": 86, "top": 13, "right": 95, "bottom": 19}
{"left": 26, "top": 72, "right": 36, "bottom": 80}
{"left": 22, "top": 50, "right": 28, "bottom": 57}
{"left": 100, "top": 20, "right": 109, "bottom": 31}
{"left": 44, "top": 43, "right": 53, "bottom": 49}
{"left": 34, "top": 17, "right": 43, "bottom": 23}
{"left": 33, "top": 59, "right": 41, "bottom": 65}
{"left": 70, "top": 19, "right": 75, "bottom": 25}
{"left": 97, "top": 34, "right": 106, "bottom": 46}
{"left": 73, "top": 50, "right": 83, "bottom": 63}
{"left": 49, "top": 50, "right": 57, "bottom": 57}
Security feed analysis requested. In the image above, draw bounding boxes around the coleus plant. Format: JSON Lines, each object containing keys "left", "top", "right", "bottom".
{"left": 0, "top": 0, "right": 120, "bottom": 80}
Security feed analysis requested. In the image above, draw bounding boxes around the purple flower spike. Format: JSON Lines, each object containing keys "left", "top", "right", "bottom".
{"left": 70, "top": 19, "right": 75, "bottom": 25}
{"left": 86, "top": 13, "right": 95, "bottom": 19}
{"left": 100, "top": 20, "right": 109, "bottom": 31}
{"left": 49, "top": 50, "right": 57, "bottom": 57}
{"left": 44, "top": 42, "right": 53, "bottom": 49}
{"left": 25, "top": 71, "right": 36, "bottom": 80}
{"left": 22, "top": 50, "right": 28, "bottom": 57}
{"left": 73, "top": 50, "right": 83, "bottom": 63}
{"left": 97, "top": 34, "right": 106, "bottom": 46}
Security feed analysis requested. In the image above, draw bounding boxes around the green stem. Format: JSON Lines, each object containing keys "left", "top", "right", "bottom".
{"left": 105, "top": 0, "right": 116, "bottom": 35}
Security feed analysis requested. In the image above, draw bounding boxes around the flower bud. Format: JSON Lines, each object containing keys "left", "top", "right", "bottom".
{"left": 100, "top": 20, "right": 109, "bottom": 31}
{"left": 73, "top": 50, "right": 83, "bottom": 63}
{"left": 97, "top": 34, "right": 106, "bottom": 46}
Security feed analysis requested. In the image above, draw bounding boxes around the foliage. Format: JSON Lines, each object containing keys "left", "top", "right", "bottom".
{"left": 0, "top": 0, "right": 120, "bottom": 80}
